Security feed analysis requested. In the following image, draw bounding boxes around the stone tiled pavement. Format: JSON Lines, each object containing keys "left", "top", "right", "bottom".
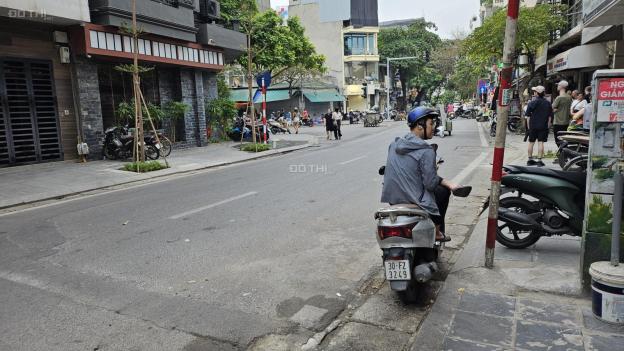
{"left": 442, "top": 290, "right": 624, "bottom": 351}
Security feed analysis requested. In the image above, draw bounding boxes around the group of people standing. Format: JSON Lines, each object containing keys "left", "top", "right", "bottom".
{"left": 524, "top": 80, "right": 592, "bottom": 166}
{"left": 324, "top": 108, "right": 343, "bottom": 140}
{"left": 271, "top": 108, "right": 311, "bottom": 134}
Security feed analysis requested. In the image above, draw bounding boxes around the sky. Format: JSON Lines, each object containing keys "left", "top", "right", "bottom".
{"left": 270, "top": 0, "right": 481, "bottom": 39}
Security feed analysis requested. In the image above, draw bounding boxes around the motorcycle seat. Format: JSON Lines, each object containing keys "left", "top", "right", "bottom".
{"left": 506, "top": 165, "right": 586, "bottom": 190}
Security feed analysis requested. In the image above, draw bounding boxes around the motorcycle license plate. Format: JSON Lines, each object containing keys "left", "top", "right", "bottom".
{"left": 384, "top": 260, "right": 411, "bottom": 280}
{"left": 155, "top": 143, "right": 162, "bottom": 149}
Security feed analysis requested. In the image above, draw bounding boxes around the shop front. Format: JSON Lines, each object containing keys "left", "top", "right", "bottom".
{"left": 547, "top": 42, "right": 610, "bottom": 91}
{"left": 69, "top": 23, "right": 225, "bottom": 156}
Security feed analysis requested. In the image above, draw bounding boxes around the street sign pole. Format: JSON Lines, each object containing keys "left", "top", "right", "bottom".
{"left": 262, "top": 77, "right": 267, "bottom": 144}
{"left": 485, "top": 0, "right": 520, "bottom": 268}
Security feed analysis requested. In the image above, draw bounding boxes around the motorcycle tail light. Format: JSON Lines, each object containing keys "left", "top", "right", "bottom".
{"left": 377, "top": 223, "right": 416, "bottom": 240}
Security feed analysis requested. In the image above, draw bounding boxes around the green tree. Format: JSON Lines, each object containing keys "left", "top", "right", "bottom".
{"left": 463, "top": 4, "right": 567, "bottom": 100}
{"left": 206, "top": 77, "right": 238, "bottom": 141}
{"left": 219, "top": 0, "right": 258, "bottom": 27}
{"left": 378, "top": 19, "right": 442, "bottom": 108}
{"left": 237, "top": 11, "right": 325, "bottom": 81}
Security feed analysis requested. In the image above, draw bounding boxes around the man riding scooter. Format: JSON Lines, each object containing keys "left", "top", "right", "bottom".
{"left": 381, "top": 107, "right": 470, "bottom": 242}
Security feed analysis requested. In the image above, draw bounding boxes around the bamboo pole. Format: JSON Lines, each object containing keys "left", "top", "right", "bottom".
{"left": 138, "top": 89, "right": 169, "bottom": 168}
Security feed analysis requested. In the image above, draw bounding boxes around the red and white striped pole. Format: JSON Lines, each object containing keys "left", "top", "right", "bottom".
{"left": 262, "top": 77, "right": 267, "bottom": 144}
{"left": 485, "top": 0, "right": 520, "bottom": 268}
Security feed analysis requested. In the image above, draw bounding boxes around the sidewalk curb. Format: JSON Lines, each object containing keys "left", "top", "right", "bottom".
{"left": 0, "top": 143, "right": 314, "bottom": 213}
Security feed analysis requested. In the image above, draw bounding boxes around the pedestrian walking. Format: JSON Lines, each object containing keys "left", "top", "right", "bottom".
{"left": 324, "top": 110, "right": 334, "bottom": 140}
{"left": 293, "top": 107, "right": 301, "bottom": 134}
{"left": 332, "top": 107, "right": 342, "bottom": 140}
{"left": 551, "top": 80, "right": 572, "bottom": 146}
{"left": 525, "top": 85, "right": 553, "bottom": 167}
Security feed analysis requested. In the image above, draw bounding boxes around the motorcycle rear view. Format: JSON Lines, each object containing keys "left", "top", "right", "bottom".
{"left": 375, "top": 166, "right": 441, "bottom": 303}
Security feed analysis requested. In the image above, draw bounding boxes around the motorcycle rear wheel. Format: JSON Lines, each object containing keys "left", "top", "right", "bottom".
{"left": 496, "top": 197, "right": 541, "bottom": 249}
{"left": 103, "top": 145, "right": 117, "bottom": 160}
{"left": 563, "top": 155, "right": 588, "bottom": 172}
{"left": 397, "top": 281, "right": 425, "bottom": 304}
{"left": 145, "top": 145, "right": 160, "bottom": 160}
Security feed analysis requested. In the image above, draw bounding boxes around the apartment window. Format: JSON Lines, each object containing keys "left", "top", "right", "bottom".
{"left": 87, "top": 29, "right": 219, "bottom": 66}
{"left": 123, "top": 36, "right": 131, "bottom": 52}
{"left": 114, "top": 34, "right": 123, "bottom": 51}
{"left": 344, "top": 33, "right": 378, "bottom": 56}
{"left": 138, "top": 39, "right": 146, "bottom": 55}
{"left": 144, "top": 40, "right": 152, "bottom": 55}
{"left": 97, "top": 32, "right": 107, "bottom": 49}
{"left": 89, "top": 31, "right": 98, "bottom": 48}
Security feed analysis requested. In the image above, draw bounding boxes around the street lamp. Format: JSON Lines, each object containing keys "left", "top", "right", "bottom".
{"left": 386, "top": 56, "right": 418, "bottom": 114}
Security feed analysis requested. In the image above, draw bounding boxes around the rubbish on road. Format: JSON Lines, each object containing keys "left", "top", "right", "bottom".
{"left": 122, "top": 220, "right": 129, "bottom": 225}
{"left": 184, "top": 238, "right": 190, "bottom": 242}
{"left": 336, "top": 293, "right": 342, "bottom": 297}
{"left": 187, "top": 280, "right": 196, "bottom": 284}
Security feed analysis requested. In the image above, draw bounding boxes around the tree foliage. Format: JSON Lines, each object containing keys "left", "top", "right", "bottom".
{"left": 236, "top": 9, "right": 325, "bottom": 81}
{"left": 378, "top": 19, "right": 442, "bottom": 106}
{"left": 206, "top": 77, "right": 238, "bottom": 140}
{"left": 219, "top": 0, "right": 258, "bottom": 27}
{"left": 463, "top": 4, "right": 567, "bottom": 67}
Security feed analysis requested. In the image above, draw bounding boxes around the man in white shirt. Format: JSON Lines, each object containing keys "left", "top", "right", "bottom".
{"left": 332, "top": 108, "right": 342, "bottom": 140}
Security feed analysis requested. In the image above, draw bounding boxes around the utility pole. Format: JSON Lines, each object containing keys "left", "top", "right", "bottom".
{"left": 485, "top": 0, "right": 520, "bottom": 268}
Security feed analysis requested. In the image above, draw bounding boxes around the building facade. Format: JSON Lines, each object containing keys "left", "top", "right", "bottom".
{"left": 289, "top": 0, "right": 380, "bottom": 112}
{"left": 0, "top": 0, "right": 245, "bottom": 167}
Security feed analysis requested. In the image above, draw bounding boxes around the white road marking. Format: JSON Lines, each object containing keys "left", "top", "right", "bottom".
{"left": 451, "top": 152, "right": 489, "bottom": 185}
{"left": 339, "top": 155, "right": 367, "bottom": 165}
{"left": 169, "top": 191, "right": 258, "bottom": 219}
{"left": 477, "top": 121, "right": 489, "bottom": 147}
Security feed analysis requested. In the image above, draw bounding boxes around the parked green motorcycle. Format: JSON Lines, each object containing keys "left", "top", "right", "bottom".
{"left": 495, "top": 165, "right": 586, "bottom": 249}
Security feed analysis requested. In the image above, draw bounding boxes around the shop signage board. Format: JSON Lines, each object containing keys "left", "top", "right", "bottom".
{"left": 596, "top": 77, "right": 624, "bottom": 122}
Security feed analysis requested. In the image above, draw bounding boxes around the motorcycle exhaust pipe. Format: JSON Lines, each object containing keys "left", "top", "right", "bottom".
{"left": 414, "top": 262, "right": 438, "bottom": 283}
{"left": 498, "top": 208, "right": 541, "bottom": 231}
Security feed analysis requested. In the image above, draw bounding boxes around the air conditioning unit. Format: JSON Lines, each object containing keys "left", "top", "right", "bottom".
{"left": 200, "top": 0, "right": 221, "bottom": 20}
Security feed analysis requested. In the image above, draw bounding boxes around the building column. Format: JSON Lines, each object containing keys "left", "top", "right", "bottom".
{"left": 180, "top": 68, "right": 207, "bottom": 146}
{"left": 73, "top": 57, "right": 103, "bottom": 159}
{"left": 613, "top": 39, "right": 624, "bottom": 69}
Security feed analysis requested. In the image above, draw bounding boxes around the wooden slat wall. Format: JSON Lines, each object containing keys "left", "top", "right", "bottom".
{"left": 0, "top": 23, "right": 77, "bottom": 160}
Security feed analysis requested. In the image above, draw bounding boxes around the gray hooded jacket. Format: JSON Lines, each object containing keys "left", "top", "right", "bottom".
{"left": 380, "top": 133, "right": 442, "bottom": 215}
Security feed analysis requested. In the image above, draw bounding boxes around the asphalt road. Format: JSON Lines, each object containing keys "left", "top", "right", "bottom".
{"left": 0, "top": 119, "right": 485, "bottom": 351}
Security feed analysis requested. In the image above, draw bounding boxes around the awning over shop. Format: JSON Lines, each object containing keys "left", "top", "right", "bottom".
{"left": 230, "top": 89, "right": 291, "bottom": 103}
{"left": 546, "top": 43, "right": 609, "bottom": 75}
{"left": 303, "top": 89, "right": 344, "bottom": 103}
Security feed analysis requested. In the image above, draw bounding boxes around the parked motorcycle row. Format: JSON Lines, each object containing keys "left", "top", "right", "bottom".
{"left": 103, "top": 126, "right": 168, "bottom": 161}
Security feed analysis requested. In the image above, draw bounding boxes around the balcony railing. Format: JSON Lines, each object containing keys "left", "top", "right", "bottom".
{"left": 549, "top": 0, "right": 583, "bottom": 43}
